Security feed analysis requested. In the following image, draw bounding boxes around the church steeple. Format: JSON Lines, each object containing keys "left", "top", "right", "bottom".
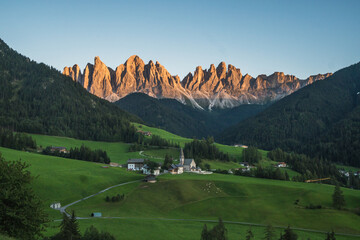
{"left": 180, "top": 148, "right": 185, "bottom": 165}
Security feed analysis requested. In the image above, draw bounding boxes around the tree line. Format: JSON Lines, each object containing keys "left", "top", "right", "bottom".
{"left": 200, "top": 218, "right": 338, "bottom": 240}
{"left": 44, "top": 211, "right": 115, "bottom": 240}
{"left": 129, "top": 134, "right": 180, "bottom": 152}
{"left": 0, "top": 127, "right": 36, "bottom": 150}
{"left": 183, "top": 137, "right": 230, "bottom": 162}
{"left": 43, "top": 145, "right": 110, "bottom": 164}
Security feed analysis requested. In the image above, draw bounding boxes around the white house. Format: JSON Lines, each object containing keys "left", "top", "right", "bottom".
{"left": 143, "top": 164, "right": 161, "bottom": 175}
{"left": 50, "top": 202, "right": 61, "bottom": 209}
{"left": 275, "top": 162, "right": 287, "bottom": 168}
{"left": 127, "top": 159, "right": 145, "bottom": 171}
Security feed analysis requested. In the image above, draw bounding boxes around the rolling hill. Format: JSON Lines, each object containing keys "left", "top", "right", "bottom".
{"left": 218, "top": 62, "right": 360, "bottom": 167}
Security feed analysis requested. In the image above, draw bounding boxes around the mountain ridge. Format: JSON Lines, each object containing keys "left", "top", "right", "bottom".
{"left": 64, "top": 56, "right": 331, "bottom": 109}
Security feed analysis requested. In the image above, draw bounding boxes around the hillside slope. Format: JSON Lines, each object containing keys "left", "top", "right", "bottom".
{"left": 218, "top": 62, "right": 360, "bottom": 166}
{"left": 0, "top": 38, "right": 141, "bottom": 142}
{"left": 116, "top": 92, "right": 267, "bottom": 138}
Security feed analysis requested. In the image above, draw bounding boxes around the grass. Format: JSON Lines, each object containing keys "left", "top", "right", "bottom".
{"left": 133, "top": 123, "right": 192, "bottom": 147}
{"left": 68, "top": 172, "right": 360, "bottom": 235}
{"left": 42, "top": 218, "right": 360, "bottom": 240}
{"left": 202, "top": 159, "right": 243, "bottom": 170}
{"left": 336, "top": 164, "right": 360, "bottom": 173}
{"left": 2, "top": 142, "right": 359, "bottom": 239}
{"left": 0, "top": 147, "right": 143, "bottom": 220}
{"left": 132, "top": 123, "right": 262, "bottom": 160}
{"left": 30, "top": 133, "right": 160, "bottom": 164}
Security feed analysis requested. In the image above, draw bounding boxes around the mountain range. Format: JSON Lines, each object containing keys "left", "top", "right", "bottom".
{"left": 63, "top": 56, "right": 331, "bottom": 109}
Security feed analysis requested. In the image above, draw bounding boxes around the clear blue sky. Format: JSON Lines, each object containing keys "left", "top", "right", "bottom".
{"left": 0, "top": 0, "right": 359, "bottom": 79}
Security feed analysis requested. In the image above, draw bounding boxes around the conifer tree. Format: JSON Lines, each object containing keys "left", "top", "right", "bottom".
{"left": 332, "top": 185, "right": 345, "bottom": 209}
{"left": 263, "top": 224, "right": 275, "bottom": 240}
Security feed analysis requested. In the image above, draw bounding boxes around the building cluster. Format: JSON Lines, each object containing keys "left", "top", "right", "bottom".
{"left": 126, "top": 148, "right": 201, "bottom": 175}
{"left": 136, "top": 130, "right": 152, "bottom": 136}
{"left": 233, "top": 144, "right": 248, "bottom": 148}
{"left": 49, "top": 146, "right": 68, "bottom": 153}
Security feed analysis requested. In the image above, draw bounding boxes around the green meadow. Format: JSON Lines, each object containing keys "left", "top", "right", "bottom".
{"left": 67, "top": 173, "right": 360, "bottom": 236}
{"left": 1, "top": 144, "right": 360, "bottom": 239}
{"left": 43, "top": 218, "right": 360, "bottom": 240}
{"left": 0, "top": 147, "right": 143, "bottom": 219}
{"left": 133, "top": 123, "right": 251, "bottom": 160}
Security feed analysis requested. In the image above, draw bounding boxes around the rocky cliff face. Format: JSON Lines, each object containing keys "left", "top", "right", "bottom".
{"left": 63, "top": 56, "right": 331, "bottom": 110}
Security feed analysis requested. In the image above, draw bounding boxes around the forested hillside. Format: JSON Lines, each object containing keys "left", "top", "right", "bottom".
{"left": 116, "top": 92, "right": 267, "bottom": 138}
{"left": 218, "top": 62, "right": 360, "bottom": 167}
{"left": 0, "top": 39, "right": 141, "bottom": 142}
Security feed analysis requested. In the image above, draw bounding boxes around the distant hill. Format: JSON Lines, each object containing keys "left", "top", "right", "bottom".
{"left": 0, "top": 38, "right": 141, "bottom": 142}
{"left": 217, "top": 62, "right": 360, "bottom": 167}
{"left": 115, "top": 92, "right": 267, "bottom": 138}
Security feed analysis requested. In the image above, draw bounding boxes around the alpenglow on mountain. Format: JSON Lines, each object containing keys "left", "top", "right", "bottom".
{"left": 63, "top": 56, "right": 331, "bottom": 109}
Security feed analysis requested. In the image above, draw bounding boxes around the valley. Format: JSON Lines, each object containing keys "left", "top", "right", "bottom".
{"left": 1, "top": 129, "right": 359, "bottom": 239}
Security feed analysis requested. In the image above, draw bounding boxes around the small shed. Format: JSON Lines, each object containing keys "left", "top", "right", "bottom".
{"left": 144, "top": 175, "right": 157, "bottom": 183}
{"left": 91, "top": 212, "right": 102, "bottom": 217}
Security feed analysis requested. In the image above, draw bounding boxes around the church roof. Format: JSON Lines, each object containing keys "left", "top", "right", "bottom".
{"left": 184, "top": 159, "right": 195, "bottom": 166}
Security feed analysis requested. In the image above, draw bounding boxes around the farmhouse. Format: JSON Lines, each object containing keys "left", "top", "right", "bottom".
{"left": 179, "top": 148, "right": 197, "bottom": 172}
{"left": 137, "top": 130, "right": 152, "bottom": 136}
{"left": 233, "top": 144, "right": 248, "bottom": 148}
{"left": 144, "top": 174, "right": 157, "bottom": 183}
{"left": 143, "top": 164, "right": 161, "bottom": 175}
{"left": 50, "top": 202, "right": 61, "bottom": 209}
{"left": 109, "top": 162, "right": 119, "bottom": 167}
{"left": 239, "top": 162, "right": 250, "bottom": 167}
{"left": 127, "top": 159, "right": 145, "bottom": 171}
{"left": 168, "top": 164, "right": 184, "bottom": 174}
{"left": 50, "top": 146, "right": 68, "bottom": 153}
{"left": 275, "top": 162, "right": 287, "bottom": 168}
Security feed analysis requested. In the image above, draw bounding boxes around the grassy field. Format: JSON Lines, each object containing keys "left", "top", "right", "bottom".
{"left": 30, "top": 133, "right": 163, "bottom": 164}
{"left": 67, "top": 172, "right": 360, "bottom": 237}
{"left": 201, "top": 159, "right": 243, "bottom": 170}
{"left": 0, "top": 147, "right": 143, "bottom": 219}
{"left": 43, "top": 218, "right": 360, "bottom": 240}
{"left": 2, "top": 145, "right": 359, "bottom": 239}
{"left": 336, "top": 164, "right": 360, "bottom": 173}
{"left": 133, "top": 123, "right": 254, "bottom": 160}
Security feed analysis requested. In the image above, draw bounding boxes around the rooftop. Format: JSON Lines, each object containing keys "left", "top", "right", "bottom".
{"left": 128, "top": 159, "right": 145, "bottom": 163}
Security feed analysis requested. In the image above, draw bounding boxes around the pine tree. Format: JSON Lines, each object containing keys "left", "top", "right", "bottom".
{"left": 211, "top": 218, "right": 228, "bottom": 240}
{"left": 246, "top": 227, "right": 254, "bottom": 240}
{"left": 263, "top": 224, "right": 275, "bottom": 240}
{"left": 58, "top": 211, "right": 81, "bottom": 240}
{"left": 325, "top": 230, "right": 336, "bottom": 240}
{"left": 282, "top": 226, "right": 298, "bottom": 240}
{"left": 0, "top": 154, "right": 47, "bottom": 239}
{"left": 201, "top": 224, "right": 210, "bottom": 240}
{"left": 332, "top": 185, "right": 345, "bottom": 209}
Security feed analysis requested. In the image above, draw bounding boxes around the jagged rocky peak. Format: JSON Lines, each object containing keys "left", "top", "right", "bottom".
{"left": 63, "top": 64, "right": 82, "bottom": 83}
{"left": 63, "top": 56, "right": 332, "bottom": 109}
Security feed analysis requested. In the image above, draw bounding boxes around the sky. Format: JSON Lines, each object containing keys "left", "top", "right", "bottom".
{"left": 0, "top": 0, "right": 359, "bottom": 79}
